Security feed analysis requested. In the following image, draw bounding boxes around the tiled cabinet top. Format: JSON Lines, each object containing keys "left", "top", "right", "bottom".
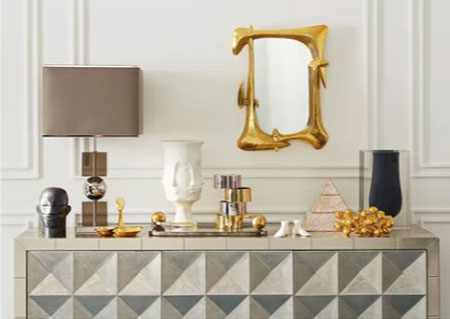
{"left": 15, "top": 225, "right": 438, "bottom": 251}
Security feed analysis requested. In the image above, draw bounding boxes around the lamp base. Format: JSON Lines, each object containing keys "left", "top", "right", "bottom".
{"left": 82, "top": 152, "right": 107, "bottom": 176}
{"left": 82, "top": 201, "right": 107, "bottom": 226}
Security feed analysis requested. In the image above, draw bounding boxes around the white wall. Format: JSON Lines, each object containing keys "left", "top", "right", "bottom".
{"left": 1, "top": 0, "right": 449, "bottom": 317}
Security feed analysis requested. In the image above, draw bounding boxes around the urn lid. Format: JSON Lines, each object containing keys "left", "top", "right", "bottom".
{"left": 38, "top": 187, "right": 69, "bottom": 207}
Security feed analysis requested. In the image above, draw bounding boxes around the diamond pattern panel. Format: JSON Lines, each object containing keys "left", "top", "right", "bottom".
{"left": 382, "top": 251, "right": 427, "bottom": 295}
{"left": 338, "top": 295, "right": 381, "bottom": 318}
{"left": 27, "top": 250, "right": 427, "bottom": 318}
{"left": 162, "top": 251, "right": 205, "bottom": 295}
{"left": 338, "top": 251, "right": 382, "bottom": 295}
{"left": 294, "top": 296, "right": 338, "bottom": 319}
{"left": 250, "top": 295, "right": 293, "bottom": 318}
{"left": 206, "top": 251, "right": 249, "bottom": 295}
{"left": 250, "top": 251, "right": 292, "bottom": 295}
{"left": 206, "top": 295, "right": 249, "bottom": 318}
{"left": 294, "top": 251, "right": 338, "bottom": 296}
{"left": 118, "top": 252, "right": 161, "bottom": 295}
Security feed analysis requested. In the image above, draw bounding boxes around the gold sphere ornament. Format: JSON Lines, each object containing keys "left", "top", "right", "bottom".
{"left": 334, "top": 206, "right": 394, "bottom": 237}
{"left": 369, "top": 206, "right": 378, "bottom": 214}
{"left": 335, "top": 211, "right": 344, "bottom": 219}
{"left": 334, "top": 221, "right": 343, "bottom": 231}
{"left": 252, "top": 215, "right": 266, "bottom": 230}
{"left": 151, "top": 211, "right": 166, "bottom": 224}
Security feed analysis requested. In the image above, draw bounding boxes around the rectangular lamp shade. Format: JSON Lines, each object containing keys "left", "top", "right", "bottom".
{"left": 43, "top": 65, "right": 142, "bottom": 136}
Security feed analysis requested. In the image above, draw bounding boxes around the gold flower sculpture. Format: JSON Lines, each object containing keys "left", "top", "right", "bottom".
{"left": 334, "top": 207, "right": 394, "bottom": 238}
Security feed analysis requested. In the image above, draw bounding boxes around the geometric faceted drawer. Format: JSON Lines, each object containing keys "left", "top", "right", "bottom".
{"left": 27, "top": 250, "right": 427, "bottom": 319}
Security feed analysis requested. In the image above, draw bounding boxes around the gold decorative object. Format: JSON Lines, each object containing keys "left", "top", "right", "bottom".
{"left": 251, "top": 215, "right": 266, "bottom": 230}
{"left": 116, "top": 197, "right": 125, "bottom": 228}
{"left": 151, "top": 211, "right": 197, "bottom": 228}
{"left": 232, "top": 25, "right": 329, "bottom": 151}
{"left": 215, "top": 214, "right": 266, "bottom": 231}
{"left": 111, "top": 197, "right": 143, "bottom": 237}
{"left": 334, "top": 207, "right": 394, "bottom": 238}
{"left": 213, "top": 175, "right": 266, "bottom": 231}
{"left": 215, "top": 215, "right": 244, "bottom": 230}
{"left": 94, "top": 197, "right": 144, "bottom": 237}
{"left": 305, "top": 178, "right": 349, "bottom": 231}
{"left": 225, "top": 187, "right": 252, "bottom": 202}
{"left": 151, "top": 211, "right": 167, "bottom": 224}
{"left": 95, "top": 226, "right": 115, "bottom": 237}
{"left": 113, "top": 226, "right": 143, "bottom": 238}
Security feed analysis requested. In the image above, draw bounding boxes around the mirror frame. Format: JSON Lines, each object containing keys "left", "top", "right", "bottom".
{"left": 232, "top": 25, "right": 329, "bottom": 151}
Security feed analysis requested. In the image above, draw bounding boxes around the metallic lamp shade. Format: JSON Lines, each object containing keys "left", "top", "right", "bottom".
{"left": 42, "top": 65, "right": 142, "bottom": 136}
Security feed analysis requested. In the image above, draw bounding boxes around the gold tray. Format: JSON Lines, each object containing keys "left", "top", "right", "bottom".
{"left": 149, "top": 227, "right": 267, "bottom": 237}
{"left": 113, "top": 226, "right": 143, "bottom": 237}
{"left": 95, "top": 227, "right": 115, "bottom": 237}
{"left": 95, "top": 226, "right": 143, "bottom": 237}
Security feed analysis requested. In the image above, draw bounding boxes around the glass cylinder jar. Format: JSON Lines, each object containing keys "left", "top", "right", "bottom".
{"left": 359, "top": 150, "right": 410, "bottom": 228}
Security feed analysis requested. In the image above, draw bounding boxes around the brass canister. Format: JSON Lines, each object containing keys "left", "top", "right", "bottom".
{"left": 225, "top": 187, "right": 252, "bottom": 202}
{"left": 215, "top": 214, "right": 244, "bottom": 230}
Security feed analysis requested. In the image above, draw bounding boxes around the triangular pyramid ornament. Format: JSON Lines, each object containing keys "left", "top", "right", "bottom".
{"left": 305, "top": 178, "right": 349, "bottom": 231}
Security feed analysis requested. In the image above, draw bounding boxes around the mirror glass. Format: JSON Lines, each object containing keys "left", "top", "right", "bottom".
{"left": 254, "top": 39, "right": 312, "bottom": 134}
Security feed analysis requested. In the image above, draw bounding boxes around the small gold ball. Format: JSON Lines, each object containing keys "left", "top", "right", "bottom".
{"left": 374, "top": 229, "right": 383, "bottom": 237}
{"left": 335, "top": 211, "right": 344, "bottom": 219}
{"left": 334, "top": 222, "right": 343, "bottom": 231}
{"left": 360, "top": 210, "right": 368, "bottom": 217}
{"left": 364, "top": 219, "right": 374, "bottom": 226}
{"left": 344, "top": 209, "right": 353, "bottom": 217}
{"left": 343, "top": 227, "right": 351, "bottom": 237}
{"left": 361, "top": 227, "right": 368, "bottom": 234}
{"left": 369, "top": 206, "right": 378, "bottom": 213}
{"left": 151, "top": 211, "right": 166, "bottom": 224}
{"left": 344, "top": 218, "right": 353, "bottom": 227}
{"left": 377, "top": 211, "right": 385, "bottom": 218}
{"left": 252, "top": 215, "right": 266, "bottom": 230}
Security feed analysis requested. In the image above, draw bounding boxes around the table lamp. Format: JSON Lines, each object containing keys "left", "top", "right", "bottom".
{"left": 42, "top": 65, "right": 142, "bottom": 226}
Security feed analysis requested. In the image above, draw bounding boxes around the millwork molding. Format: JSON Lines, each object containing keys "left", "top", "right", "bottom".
{"left": 411, "top": 0, "right": 450, "bottom": 176}
{"left": 366, "top": 0, "right": 380, "bottom": 150}
{"left": 1, "top": 0, "right": 41, "bottom": 179}
{"left": 69, "top": 0, "right": 88, "bottom": 64}
{"left": 68, "top": 0, "right": 90, "bottom": 178}
{"left": 420, "top": 218, "right": 450, "bottom": 224}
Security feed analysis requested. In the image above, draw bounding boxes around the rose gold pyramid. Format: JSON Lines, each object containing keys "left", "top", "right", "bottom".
{"left": 305, "top": 178, "right": 349, "bottom": 231}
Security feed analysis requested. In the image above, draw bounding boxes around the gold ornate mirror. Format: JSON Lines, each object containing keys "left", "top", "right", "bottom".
{"left": 232, "top": 25, "right": 329, "bottom": 151}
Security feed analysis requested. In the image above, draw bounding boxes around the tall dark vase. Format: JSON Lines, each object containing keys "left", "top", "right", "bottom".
{"left": 369, "top": 150, "right": 402, "bottom": 217}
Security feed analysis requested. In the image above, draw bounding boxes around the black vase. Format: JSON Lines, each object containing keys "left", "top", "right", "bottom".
{"left": 369, "top": 150, "right": 402, "bottom": 217}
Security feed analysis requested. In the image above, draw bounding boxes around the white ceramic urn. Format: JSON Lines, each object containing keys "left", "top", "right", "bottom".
{"left": 161, "top": 140, "right": 204, "bottom": 222}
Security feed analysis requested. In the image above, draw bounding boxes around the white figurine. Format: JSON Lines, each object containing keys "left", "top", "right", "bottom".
{"left": 293, "top": 219, "right": 311, "bottom": 237}
{"left": 161, "top": 140, "right": 204, "bottom": 222}
{"left": 274, "top": 220, "right": 291, "bottom": 238}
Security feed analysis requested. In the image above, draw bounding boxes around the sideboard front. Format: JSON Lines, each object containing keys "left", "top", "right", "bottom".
{"left": 26, "top": 250, "right": 427, "bottom": 319}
